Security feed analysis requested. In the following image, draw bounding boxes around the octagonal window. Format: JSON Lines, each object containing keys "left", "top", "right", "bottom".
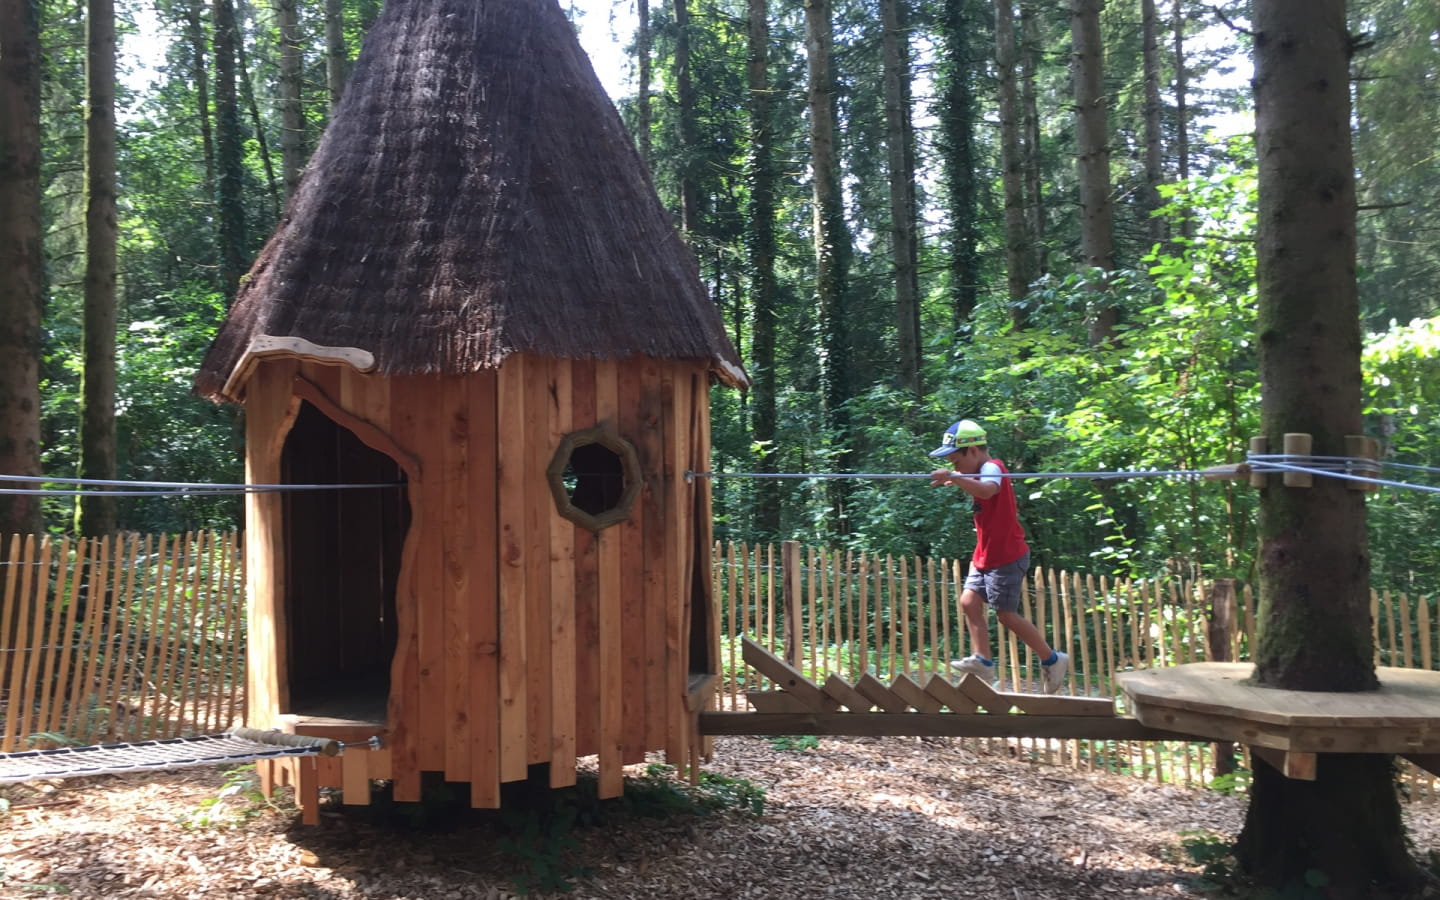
{"left": 548, "top": 427, "right": 642, "bottom": 531}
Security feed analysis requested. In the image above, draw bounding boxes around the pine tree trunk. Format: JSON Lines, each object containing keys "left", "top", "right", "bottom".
{"left": 213, "top": 0, "right": 248, "bottom": 298}
{"left": 1140, "top": 0, "right": 1165, "bottom": 247}
{"left": 78, "top": 0, "right": 119, "bottom": 537}
{"left": 1069, "top": 0, "right": 1115, "bottom": 344}
{"left": 1236, "top": 2, "right": 1420, "bottom": 893}
{"left": 881, "top": 0, "right": 921, "bottom": 394}
{"left": 1170, "top": 0, "right": 1191, "bottom": 243}
{"left": 325, "top": 0, "right": 346, "bottom": 111}
{"left": 0, "top": 0, "right": 46, "bottom": 538}
{"left": 804, "top": 0, "right": 853, "bottom": 535}
{"left": 746, "top": 0, "right": 780, "bottom": 539}
{"left": 279, "top": 0, "right": 305, "bottom": 198}
{"left": 1019, "top": 1, "right": 1045, "bottom": 276}
{"left": 185, "top": 0, "right": 215, "bottom": 202}
{"left": 996, "top": 0, "right": 1030, "bottom": 329}
{"left": 939, "top": 0, "right": 982, "bottom": 331}
{"left": 673, "top": 0, "right": 699, "bottom": 233}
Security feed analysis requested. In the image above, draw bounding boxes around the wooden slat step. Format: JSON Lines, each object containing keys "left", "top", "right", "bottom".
{"left": 855, "top": 673, "right": 908, "bottom": 713}
{"left": 955, "top": 673, "right": 1014, "bottom": 713}
{"left": 999, "top": 693, "right": 1116, "bottom": 717}
{"left": 923, "top": 673, "right": 979, "bottom": 714}
{"left": 889, "top": 674, "right": 943, "bottom": 713}
{"left": 823, "top": 674, "right": 873, "bottom": 712}
{"left": 742, "top": 638, "right": 838, "bottom": 712}
{"left": 747, "top": 691, "right": 816, "bottom": 714}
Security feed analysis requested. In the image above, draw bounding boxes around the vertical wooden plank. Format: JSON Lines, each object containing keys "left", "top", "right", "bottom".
{"left": 549, "top": 360, "right": 578, "bottom": 787}
{"left": 1419, "top": 600, "right": 1432, "bottom": 671}
{"left": 571, "top": 361, "right": 599, "bottom": 758}
{"left": 134, "top": 534, "right": 176, "bottom": 741}
{"left": 15, "top": 536, "right": 51, "bottom": 747}
{"left": 45, "top": 539, "right": 84, "bottom": 737}
{"left": 859, "top": 553, "right": 871, "bottom": 676}
{"left": 662, "top": 367, "right": 693, "bottom": 768}
{"left": 441, "top": 375, "right": 473, "bottom": 783}
{"left": 805, "top": 545, "right": 817, "bottom": 680}
{"left": 342, "top": 751, "right": 371, "bottom": 806}
{"left": 174, "top": 532, "right": 208, "bottom": 736}
{"left": 925, "top": 557, "right": 938, "bottom": 679}
{"left": 4, "top": 535, "right": 39, "bottom": 749}
{"left": 470, "top": 371, "right": 501, "bottom": 807}
{"left": 617, "top": 362, "right": 646, "bottom": 763}
{"left": 385, "top": 376, "right": 426, "bottom": 803}
{"left": 191, "top": 534, "right": 219, "bottom": 734}
{"left": 725, "top": 542, "right": 738, "bottom": 705}
{"left": 899, "top": 556, "right": 911, "bottom": 677}
{"left": 524, "top": 359, "right": 553, "bottom": 768}
{"left": 415, "top": 376, "right": 449, "bottom": 774}
{"left": 691, "top": 372, "right": 718, "bottom": 761}
{"left": 636, "top": 360, "right": 666, "bottom": 757}
{"left": 595, "top": 358, "right": 624, "bottom": 797}
{"left": 32, "top": 538, "right": 67, "bottom": 739}
{"left": 886, "top": 555, "right": 897, "bottom": 677}
{"left": 1401, "top": 591, "right": 1415, "bottom": 669}
{"left": 297, "top": 758, "right": 320, "bottom": 826}
{"left": 0, "top": 534, "right": 21, "bottom": 747}
{"left": 68, "top": 538, "right": 110, "bottom": 741}
{"left": 221, "top": 534, "right": 245, "bottom": 731}
{"left": 496, "top": 359, "right": 530, "bottom": 784}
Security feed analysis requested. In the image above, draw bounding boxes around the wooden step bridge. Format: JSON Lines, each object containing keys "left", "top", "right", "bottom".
{"left": 698, "top": 638, "right": 1191, "bottom": 742}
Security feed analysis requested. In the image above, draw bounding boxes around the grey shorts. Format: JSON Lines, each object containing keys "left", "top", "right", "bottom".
{"left": 963, "top": 553, "right": 1030, "bottom": 613}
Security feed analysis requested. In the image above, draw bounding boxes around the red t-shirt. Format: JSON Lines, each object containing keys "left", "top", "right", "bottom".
{"left": 971, "top": 458, "right": 1029, "bottom": 569}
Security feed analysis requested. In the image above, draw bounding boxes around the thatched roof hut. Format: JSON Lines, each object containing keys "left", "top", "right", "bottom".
{"left": 195, "top": 0, "right": 745, "bottom": 821}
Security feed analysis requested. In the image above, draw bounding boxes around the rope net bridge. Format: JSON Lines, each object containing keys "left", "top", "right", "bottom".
{"left": 0, "top": 729, "right": 377, "bottom": 785}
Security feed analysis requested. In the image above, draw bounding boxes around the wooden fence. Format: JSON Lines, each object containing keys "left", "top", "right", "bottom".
{"left": 0, "top": 531, "right": 245, "bottom": 752}
{"left": 714, "top": 540, "right": 1439, "bottom": 792}
{"left": 3, "top": 532, "right": 1435, "bottom": 794}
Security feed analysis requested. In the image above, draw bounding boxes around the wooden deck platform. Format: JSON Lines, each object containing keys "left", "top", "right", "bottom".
{"left": 1118, "top": 662, "right": 1440, "bottom": 780}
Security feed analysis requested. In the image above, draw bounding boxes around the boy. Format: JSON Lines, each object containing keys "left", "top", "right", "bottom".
{"left": 927, "top": 419, "right": 1070, "bottom": 694}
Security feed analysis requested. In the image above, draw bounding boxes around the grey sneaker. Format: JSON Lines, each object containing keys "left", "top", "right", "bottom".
{"left": 950, "top": 655, "right": 995, "bottom": 679}
{"left": 1041, "top": 651, "right": 1070, "bottom": 694}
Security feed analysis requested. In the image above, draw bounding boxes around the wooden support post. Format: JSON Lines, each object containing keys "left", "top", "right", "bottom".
{"left": 1206, "top": 579, "right": 1239, "bottom": 777}
{"left": 1249, "top": 436, "right": 1268, "bottom": 489}
{"left": 1250, "top": 745, "right": 1317, "bottom": 781}
{"left": 782, "top": 541, "right": 803, "bottom": 669}
{"left": 1282, "top": 433, "right": 1312, "bottom": 487}
{"left": 1345, "top": 435, "right": 1380, "bottom": 492}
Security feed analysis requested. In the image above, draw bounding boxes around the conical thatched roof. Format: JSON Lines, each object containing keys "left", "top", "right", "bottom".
{"left": 194, "top": 0, "right": 746, "bottom": 402}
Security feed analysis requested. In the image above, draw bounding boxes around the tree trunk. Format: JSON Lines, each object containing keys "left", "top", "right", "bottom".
{"left": 185, "top": 0, "right": 215, "bottom": 203}
{"left": 881, "top": 0, "right": 921, "bottom": 394}
{"left": 636, "top": 0, "right": 652, "bottom": 167}
{"left": 1140, "top": 0, "right": 1166, "bottom": 248}
{"left": 1170, "top": 0, "right": 1191, "bottom": 242}
{"left": 1235, "top": 1, "right": 1420, "bottom": 893}
{"left": 673, "top": 0, "right": 699, "bottom": 233}
{"left": 939, "top": 0, "right": 982, "bottom": 331}
{"left": 278, "top": 0, "right": 305, "bottom": 198}
{"left": 0, "top": 0, "right": 46, "bottom": 538}
{"left": 996, "top": 0, "right": 1030, "bottom": 329}
{"left": 746, "top": 0, "right": 780, "bottom": 539}
{"left": 213, "top": 0, "right": 248, "bottom": 298}
{"left": 233, "top": 3, "right": 279, "bottom": 219}
{"left": 324, "top": 0, "right": 346, "bottom": 111}
{"left": 78, "top": 0, "right": 119, "bottom": 538}
{"left": 804, "top": 0, "right": 852, "bottom": 535}
{"left": 1069, "top": 0, "right": 1115, "bottom": 344}
{"left": 1019, "top": 1, "right": 1046, "bottom": 276}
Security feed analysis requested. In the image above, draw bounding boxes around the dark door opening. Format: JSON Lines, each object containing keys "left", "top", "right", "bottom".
{"left": 281, "top": 400, "right": 409, "bottom": 723}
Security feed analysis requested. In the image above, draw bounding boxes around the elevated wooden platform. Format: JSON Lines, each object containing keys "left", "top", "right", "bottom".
{"left": 1118, "top": 662, "right": 1440, "bottom": 780}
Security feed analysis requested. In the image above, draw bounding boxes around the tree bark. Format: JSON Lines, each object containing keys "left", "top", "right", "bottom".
{"left": 1236, "top": 1, "right": 1420, "bottom": 893}
{"left": 1019, "top": 1, "right": 1046, "bottom": 276}
{"left": 881, "top": 0, "right": 921, "bottom": 394}
{"left": 324, "top": 0, "right": 346, "bottom": 111}
{"left": 673, "top": 0, "right": 699, "bottom": 233}
{"left": 804, "top": 0, "right": 853, "bottom": 535}
{"left": 185, "top": 0, "right": 215, "bottom": 203}
{"left": 746, "top": 0, "right": 780, "bottom": 539}
{"left": 213, "top": 0, "right": 248, "bottom": 298}
{"left": 996, "top": 0, "right": 1030, "bottom": 329}
{"left": 233, "top": 3, "right": 278, "bottom": 219}
{"left": 636, "top": 0, "right": 652, "bottom": 167}
{"left": 278, "top": 0, "right": 305, "bottom": 199}
{"left": 1170, "top": 0, "right": 1191, "bottom": 242}
{"left": 939, "top": 0, "right": 982, "bottom": 331}
{"left": 1069, "top": 0, "right": 1116, "bottom": 344}
{"left": 0, "top": 0, "right": 46, "bottom": 537}
{"left": 1140, "top": 0, "right": 1166, "bottom": 248}
{"left": 78, "top": 0, "right": 119, "bottom": 537}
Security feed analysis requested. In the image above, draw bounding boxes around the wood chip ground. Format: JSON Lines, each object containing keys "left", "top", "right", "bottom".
{"left": 4, "top": 735, "right": 1439, "bottom": 899}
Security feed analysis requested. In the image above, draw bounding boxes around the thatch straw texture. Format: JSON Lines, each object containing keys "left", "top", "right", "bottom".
{"left": 195, "top": 0, "right": 745, "bottom": 401}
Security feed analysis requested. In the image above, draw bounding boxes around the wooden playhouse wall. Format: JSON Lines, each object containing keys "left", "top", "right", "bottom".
{"left": 242, "top": 353, "right": 716, "bottom": 815}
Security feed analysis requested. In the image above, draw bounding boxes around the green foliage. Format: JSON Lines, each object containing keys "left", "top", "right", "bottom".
{"left": 178, "top": 765, "right": 281, "bottom": 828}
{"left": 767, "top": 734, "right": 819, "bottom": 752}
{"left": 1180, "top": 829, "right": 1242, "bottom": 894}
{"left": 1207, "top": 767, "right": 1252, "bottom": 797}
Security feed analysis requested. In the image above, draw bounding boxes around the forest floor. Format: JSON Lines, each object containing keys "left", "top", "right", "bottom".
{"left": 3, "top": 735, "right": 1440, "bottom": 899}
